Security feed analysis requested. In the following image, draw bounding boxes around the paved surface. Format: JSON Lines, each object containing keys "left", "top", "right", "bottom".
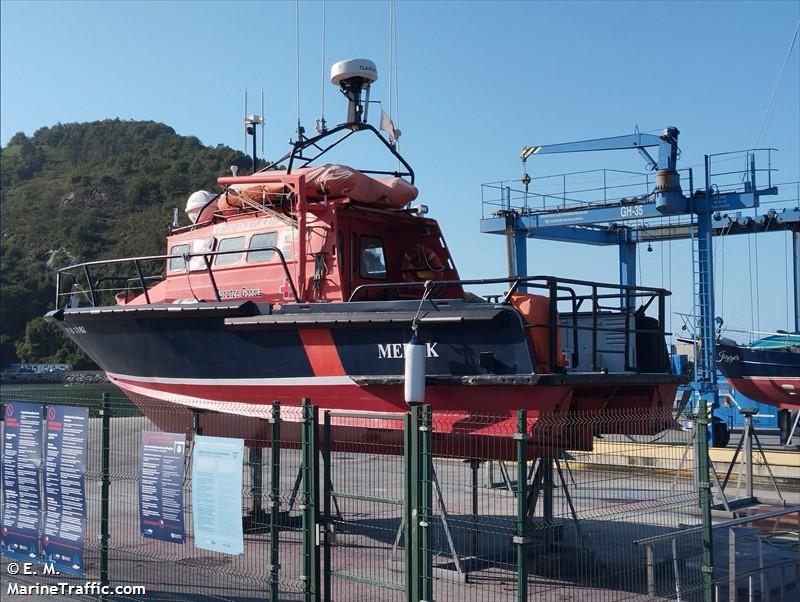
{"left": 2, "top": 413, "right": 798, "bottom": 601}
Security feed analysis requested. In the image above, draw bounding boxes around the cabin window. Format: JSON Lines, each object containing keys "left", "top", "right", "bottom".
{"left": 359, "top": 236, "right": 387, "bottom": 280}
{"left": 169, "top": 244, "right": 190, "bottom": 271}
{"left": 247, "top": 232, "right": 278, "bottom": 263}
{"left": 215, "top": 236, "right": 245, "bottom": 266}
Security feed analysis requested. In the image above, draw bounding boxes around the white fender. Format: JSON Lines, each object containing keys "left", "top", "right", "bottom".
{"left": 404, "top": 336, "right": 426, "bottom": 405}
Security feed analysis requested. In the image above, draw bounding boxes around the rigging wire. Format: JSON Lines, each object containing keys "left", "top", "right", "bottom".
{"left": 753, "top": 19, "right": 800, "bottom": 148}
{"left": 719, "top": 230, "right": 725, "bottom": 321}
{"left": 388, "top": 0, "right": 394, "bottom": 119}
{"left": 389, "top": 0, "right": 400, "bottom": 150}
{"left": 667, "top": 219, "right": 672, "bottom": 337}
{"left": 754, "top": 209, "right": 761, "bottom": 332}
{"left": 659, "top": 217, "right": 664, "bottom": 292}
{"left": 392, "top": 2, "right": 400, "bottom": 133}
{"left": 747, "top": 232, "right": 756, "bottom": 334}
{"left": 636, "top": 228, "right": 642, "bottom": 288}
{"left": 713, "top": 219, "right": 733, "bottom": 321}
{"left": 319, "top": 0, "right": 326, "bottom": 131}
{"left": 295, "top": 0, "right": 302, "bottom": 138}
{"left": 786, "top": 231, "right": 791, "bottom": 329}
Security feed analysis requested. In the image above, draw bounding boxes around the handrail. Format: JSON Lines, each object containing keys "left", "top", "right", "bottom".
{"left": 634, "top": 504, "right": 800, "bottom": 600}
{"left": 348, "top": 275, "right": 670, "bottom": 303}
{"left": 263, "top": 122, "right": 415, "bottom": 185}
{"left": 633, "top": 504, "right": 800, "bottom": 546}
{"left": 324, "top": 410, "right": 406, "bottom": 420}
{"left": 56, "top": 245, "right": 300, "bottom": 307}
{"left": 706, "top": 147, "right": 777, "bottom": 158}
{"left": 350, "top": 275, "right": 671, "bottom": 374}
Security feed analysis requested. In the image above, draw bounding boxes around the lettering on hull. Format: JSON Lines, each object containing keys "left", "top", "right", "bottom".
{"left": 378, "top": 342, "right": 439, "bottom": 359}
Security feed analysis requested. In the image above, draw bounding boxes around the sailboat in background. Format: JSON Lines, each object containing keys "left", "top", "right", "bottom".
{"left": 716, "top": 331, "right": 800, "bottom": 411}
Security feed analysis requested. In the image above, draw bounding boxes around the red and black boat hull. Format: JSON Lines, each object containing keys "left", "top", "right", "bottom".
{"left": 46, "top": 299, "right": 681, "bottom": 458}
{"left": 716, "top": 340, "right": 800, "bottom": 410}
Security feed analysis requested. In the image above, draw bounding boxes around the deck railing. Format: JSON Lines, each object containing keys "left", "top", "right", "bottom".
{"left": 55, "top": 245, "right": 300, "bottom": 308}
{"left": 351, "top": 275, "right": 671, "bottom": 374}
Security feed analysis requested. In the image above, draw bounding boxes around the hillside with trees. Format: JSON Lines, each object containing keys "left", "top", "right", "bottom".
{"left": 1, "top": 119, "right": 258, "bottom": 368}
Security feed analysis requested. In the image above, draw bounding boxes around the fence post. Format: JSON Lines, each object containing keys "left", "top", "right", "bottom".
{"left": 405, "top": 406, "right": 422, "bottom": 602}
{"left": 420, "top": 405, "right": 433, "bottom": 602}
{"left": 269, "top": 402, "right": 281, "bottom": 602}
{"left": 404, "top": 410, "right": 415, "bottom": 601}
{"left": 696, "top": 396, "right": 714, "bottom": 602}
{"left": 515, "top": 410, "right": 529, "bottom": 602}
{"left": 322, "top": 410, "right": 332, "bottom": 602}
{"left": 100, "top": 392, "right": 111, "bottom": 600}
{"left": 301, "top": 398, "right": 320, "bottom": 602}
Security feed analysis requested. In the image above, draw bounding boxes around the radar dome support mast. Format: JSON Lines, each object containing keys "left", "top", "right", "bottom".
{"left": 261, "top": 59, "right": 414, "bottom": 183}
{"left": 243, "top": 89, "right": 265, "bottom": 174}
{"left": 330, "top": 58, "right": 378, "bottom": 126}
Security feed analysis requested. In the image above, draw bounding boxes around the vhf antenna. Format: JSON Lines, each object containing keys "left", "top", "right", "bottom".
{"left": 243, "top": 89, "right": 265, "bottom": 173}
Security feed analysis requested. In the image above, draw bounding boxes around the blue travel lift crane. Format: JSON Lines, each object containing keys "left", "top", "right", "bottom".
{"left": 481, "top": 128, "right": 800, "bottom": 445}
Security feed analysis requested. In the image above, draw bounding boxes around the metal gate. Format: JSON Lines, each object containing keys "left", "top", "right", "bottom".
{"left": 321, "top": 410, "right": 406, "bottom": 601}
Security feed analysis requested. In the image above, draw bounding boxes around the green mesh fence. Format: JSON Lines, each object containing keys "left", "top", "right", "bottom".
{"left": 1, "top": 390, "right": 797, "bottom": 602}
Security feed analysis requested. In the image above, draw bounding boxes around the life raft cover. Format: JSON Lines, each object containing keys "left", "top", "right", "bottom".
{"left": 219, "top": 163, "right": 418, "bottom": 211}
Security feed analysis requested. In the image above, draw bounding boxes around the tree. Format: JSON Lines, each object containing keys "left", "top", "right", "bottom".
{"left": 1, "top": 119, "right": 252, "bottom": 363}
{"left": 15, "top": 318, "right": 63, "bottom": 362}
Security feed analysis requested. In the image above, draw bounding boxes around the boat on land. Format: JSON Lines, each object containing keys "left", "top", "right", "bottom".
{"left": 717, "top": 332, "right": 800, "bottom": 411}
{"left": 46, "top": 60, "right": 682, "bottom": 457}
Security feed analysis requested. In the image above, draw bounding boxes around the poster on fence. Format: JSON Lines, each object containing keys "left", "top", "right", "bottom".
{"left": 139, "top": 431, "right": 186, "bottom": 543}
{"left": 1, "top": 402, "right": 43, "bottom": 562}
{"left": 191, "top": 435, "right": 244, "bottom": 555}
{"left": 42, "top": 405, "right": 88, "bottom": 576}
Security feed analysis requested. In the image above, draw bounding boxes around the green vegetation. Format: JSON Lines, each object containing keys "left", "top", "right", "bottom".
{"left": 1, "top": 119, "right": 259, "bottom": 368}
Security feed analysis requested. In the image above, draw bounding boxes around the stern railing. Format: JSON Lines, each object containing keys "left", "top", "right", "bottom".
{"left": 350, "top": 275, "right": 671, "bottom": 374}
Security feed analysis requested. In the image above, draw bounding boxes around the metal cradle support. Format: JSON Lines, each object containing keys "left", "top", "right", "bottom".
{"left": 719, "top": 409, "right": 785, "bottom": 506}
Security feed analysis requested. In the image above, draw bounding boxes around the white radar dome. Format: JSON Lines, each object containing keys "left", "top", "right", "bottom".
{"left": 330, "top": 59, "right": 378, "bottom": 86}
{"left": 185, "top": 190, "right": 216, "bottom": 224}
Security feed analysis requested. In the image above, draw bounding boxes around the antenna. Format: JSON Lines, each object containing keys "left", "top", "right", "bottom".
{"left": 261, "top": 89, "right": 265, "bottom": 155}
{"left": 243, "top": 89, "right": 248, "bottom": 155}
{"left": 242, "top": 89, "right": 265, "bottom": 173}
{"left": 316, "top": 0, "right": 328, "bottom": 135}
{"left": 330, "top": 59, "right": 378, "bottom": 126}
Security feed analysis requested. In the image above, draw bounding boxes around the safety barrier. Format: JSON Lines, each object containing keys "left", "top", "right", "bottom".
{"left": 1, "top": 390, "right": 797, "bottom": 601}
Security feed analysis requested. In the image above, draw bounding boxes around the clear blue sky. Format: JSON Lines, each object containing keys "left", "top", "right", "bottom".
{"left": 2, "top": 1, "right": 798, "bottom": 338}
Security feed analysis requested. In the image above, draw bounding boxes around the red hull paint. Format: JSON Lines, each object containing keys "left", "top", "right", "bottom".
{"left": 111, "top": 374, "right": 677, "bottom": 459}
{"left": 727, "top": 377, "right": 800, "bottom": 411}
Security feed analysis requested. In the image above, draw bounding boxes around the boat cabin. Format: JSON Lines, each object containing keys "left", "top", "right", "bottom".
{"left": 120, "top": 166, "right": 461, "bottom": 307}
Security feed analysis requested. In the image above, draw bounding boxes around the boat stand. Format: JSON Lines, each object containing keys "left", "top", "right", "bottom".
{"left": 483, "top": 459, "right": 516, "bottom": 493}
{"left": 249, "top": 447, "right": 263, "bottom": 516}
{"left": 780, "top": 408, "right": 800, "bottom": 447}
{"left": 716, "top": 408, "right": 785, "bottom": 509}
{"left": 525, "top": 456, "right": 583, "bottom": 540}
{"left": 286, "top": 463, "right": 342, "bottom": 519}
{"left": 386, "top": 455, "right": 584, "bottom": 583}
{"left": 671, "top": 426, "right": 732, "bottom": 512}
{"left": 390, "top": 463, "right": 470, "bottom": 582}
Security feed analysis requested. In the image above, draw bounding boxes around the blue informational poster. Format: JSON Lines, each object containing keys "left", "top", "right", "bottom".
{"left": 191, "top": 435, "right": 244, "bottom": 555}
{"left": 42, "top": 405, "right": 88, "bottom": 576}
{"left": 1, "top": 402, "right": 43, "bottom": 562}
{"left": 139, "top": 431, "right": 186, "bottom": 543}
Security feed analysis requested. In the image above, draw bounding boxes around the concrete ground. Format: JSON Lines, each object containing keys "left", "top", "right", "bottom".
{"left": 2, "top": 413, "right": 798, "bottom": 601}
